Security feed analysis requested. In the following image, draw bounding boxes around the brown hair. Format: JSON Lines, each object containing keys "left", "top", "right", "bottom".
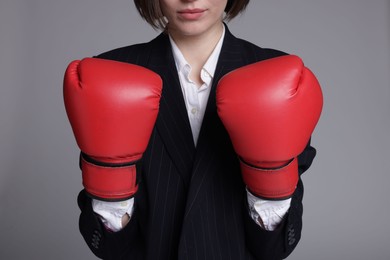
{"left": 134, "top": 0, "right": 250, "bottom": 30}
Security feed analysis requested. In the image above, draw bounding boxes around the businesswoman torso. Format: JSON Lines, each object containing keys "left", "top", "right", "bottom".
{"left": 76, "top": 24, "right": 316, "bottom": 259}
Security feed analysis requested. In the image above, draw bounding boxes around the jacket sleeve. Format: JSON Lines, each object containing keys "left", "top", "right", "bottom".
{"left": 243, "top": 140, "right": 316, "bottom": 259}
{"left": 77, "top": 190, "right": 144, "bottom": 259}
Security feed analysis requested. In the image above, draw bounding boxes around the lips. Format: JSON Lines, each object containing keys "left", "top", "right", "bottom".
{"left": 178, "top": 8, "right": 206, "bottom": 20}
{"left": 179, "top": 8, "right": 205, "bottom": 14}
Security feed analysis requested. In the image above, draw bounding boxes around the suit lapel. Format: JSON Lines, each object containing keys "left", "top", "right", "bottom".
{"left": 148, "top": 34, "right": 196, "bottom": 186}
{"left": 184, "top": 27, "right": 250, "bottom": 218}
{"left": 143, "top": 28, "right": 254, "bottom": 216}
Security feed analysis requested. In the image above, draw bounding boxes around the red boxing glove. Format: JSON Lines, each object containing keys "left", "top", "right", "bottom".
{"left": 216, "top": 55, "right": 323, "bottom": 199}
{"left": 64, "top": 58, "right": 162, "bottom": 200}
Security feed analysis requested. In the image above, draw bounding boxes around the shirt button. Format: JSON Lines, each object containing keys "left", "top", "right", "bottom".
{"left": 191, "top": 108, "right": 197, "bottom": 114}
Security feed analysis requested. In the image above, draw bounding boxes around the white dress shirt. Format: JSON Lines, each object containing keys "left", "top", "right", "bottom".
{"left": 92, "top": 27, "right": 291, "bottom": 232}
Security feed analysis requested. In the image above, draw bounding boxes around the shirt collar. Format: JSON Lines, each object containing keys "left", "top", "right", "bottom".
{"left": 169, "top": 26, "right": 225, "bottom": 80}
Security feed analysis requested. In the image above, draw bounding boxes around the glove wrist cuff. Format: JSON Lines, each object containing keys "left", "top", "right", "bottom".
{"left": 80, "top": 154, "right": 139, "bottom": 201}
{"left": 240, "top": 157, "right": 298, "bottom": 200}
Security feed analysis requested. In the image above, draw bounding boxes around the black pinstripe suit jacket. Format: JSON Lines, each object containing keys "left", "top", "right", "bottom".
{"left": 77, "top": 25, "right": 317, "bottom": 260}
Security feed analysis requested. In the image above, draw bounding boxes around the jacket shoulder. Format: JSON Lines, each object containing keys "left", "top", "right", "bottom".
{"left": 245, "top": 40, "right": 288, "bottom": 62}
{"left": 236, "top": 37, "right": 289, "bottom": 63}
{"left": 94, "top": 42, "right": 149, "bottom": 64}
{"left": 93, "top": 33, "right": 168, "bottom": 68}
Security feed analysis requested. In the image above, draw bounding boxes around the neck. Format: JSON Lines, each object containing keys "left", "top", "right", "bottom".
{"left": 169, "top": 23, "right": 224, "bottom": 68}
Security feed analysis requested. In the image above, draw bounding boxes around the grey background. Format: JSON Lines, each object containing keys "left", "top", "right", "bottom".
{"left": 1, "top": 0, "right": 389, "bottom": 259}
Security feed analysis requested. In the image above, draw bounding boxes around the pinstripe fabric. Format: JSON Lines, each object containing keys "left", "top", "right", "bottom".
{"left": 77, "top": 25, "right": 316, "bottom": 260}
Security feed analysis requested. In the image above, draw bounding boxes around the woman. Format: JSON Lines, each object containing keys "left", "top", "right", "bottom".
{"left": 66, "top": 0, "right": 321, "bottom": 259}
